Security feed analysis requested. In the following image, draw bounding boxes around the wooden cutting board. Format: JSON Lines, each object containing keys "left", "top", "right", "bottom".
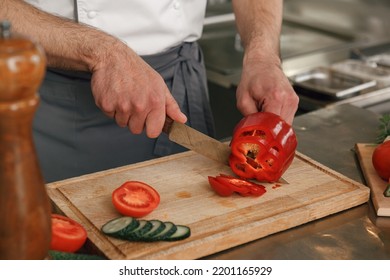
{"left": 46, "top": 150, "right": 369, "bottom": 260}
{"left": 355, "top": 143, "right": 390, "bottom": 216}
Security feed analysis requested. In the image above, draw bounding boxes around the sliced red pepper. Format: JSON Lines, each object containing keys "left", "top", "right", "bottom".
{"left": 208, "top": 176, "right": 234, "bottom": 197}
{"left": 218, "top": 174, "right": 237, "bottom": 179}
{"left": 208, "top": 174, "right": 266, "bottom": 197}
{"left": 215, "top": 176, "right": 252, "bottom": 195}
{"left": 247, "top": 184, "right": 267, "bottom": 197}
{"left": 229, "top": 112, "right": 297, "bottom": 182}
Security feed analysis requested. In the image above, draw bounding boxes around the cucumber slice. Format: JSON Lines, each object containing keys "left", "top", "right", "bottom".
{"left": 101, "top": 217, "right": 191, "bottom": 242}
{"left": 384, "top": 184, "right": 390, "bottom": 197}
{"left": 149, "top": 221, "right": 177, "bottom": 241}
{"left": 125, "top": 220, "right": 153, "bottom": 240}
{"left": 141, "top": 220, "right": 166, "bottom": 239}
{"left": 101, "top": 216, "right": 139, "bottom": 237}
{"left": 163, "top": 225, "right": 191, "bottom": 241}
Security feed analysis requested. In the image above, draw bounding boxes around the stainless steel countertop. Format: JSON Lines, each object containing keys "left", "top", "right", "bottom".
{"left": 204, "top": 104, "right": 390, "bottom": 260}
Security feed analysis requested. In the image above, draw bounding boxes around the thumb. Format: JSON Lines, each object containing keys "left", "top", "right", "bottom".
{"left": 165, "top": 92, "right": 187, "bottom": 124}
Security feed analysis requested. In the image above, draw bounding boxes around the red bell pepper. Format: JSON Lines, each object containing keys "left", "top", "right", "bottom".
{"left": 229, "top": 112, "right": 297, "bottom": 182}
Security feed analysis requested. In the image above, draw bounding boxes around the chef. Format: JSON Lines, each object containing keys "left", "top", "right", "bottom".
{"left": 0, "top": 0, "right": 298, "bottom": 182}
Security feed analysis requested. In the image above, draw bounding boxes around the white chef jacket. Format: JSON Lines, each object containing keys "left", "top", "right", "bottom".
{"left": 24, "top": 0, "right": 207, "bottom": 55}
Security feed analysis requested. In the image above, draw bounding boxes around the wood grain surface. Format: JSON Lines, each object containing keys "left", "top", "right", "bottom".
{"left": 46, "top": 150, "right": 369, "bottom": 260}
{"left": 355, "top": 143, "right": 390, "bottom": 216}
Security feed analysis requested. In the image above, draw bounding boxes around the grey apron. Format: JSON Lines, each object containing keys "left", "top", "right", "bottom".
{"left": 33, "top": 42, "right": 215, "bottom": 183}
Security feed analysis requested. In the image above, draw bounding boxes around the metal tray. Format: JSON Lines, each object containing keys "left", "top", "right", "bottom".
{"left": 331, "top": 59, "right": 390, "bottom": 88}
{"left": 368, "top": 53, "right": 390, "bottom": 68}
{"left": 290, "top": 67, "right": 377, "bottom": 100}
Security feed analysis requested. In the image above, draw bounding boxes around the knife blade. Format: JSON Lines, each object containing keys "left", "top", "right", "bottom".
{"left": 162, "top": 116, "right": 231, "bottom": 165}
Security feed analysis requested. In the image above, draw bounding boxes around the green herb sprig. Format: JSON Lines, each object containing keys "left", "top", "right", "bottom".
{"left": 376, "top": 114, "right": 390, "bottom": 143}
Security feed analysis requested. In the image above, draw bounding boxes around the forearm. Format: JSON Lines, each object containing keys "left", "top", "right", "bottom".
{"left": 0, "top": 0, "right": 121, "bottom": 71}
{"left": 1, "top": 0, "right": 187, "bottom": 136}
{"left": 232, "top": 0, "right": 298, "bottom": 124}
{"left": 232, "top": 0, "right": 283, "bottom": 64}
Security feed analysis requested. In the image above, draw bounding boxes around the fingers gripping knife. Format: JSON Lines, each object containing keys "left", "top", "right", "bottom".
{"left": 0, "top": 21, "right": 51, "bottom": 259}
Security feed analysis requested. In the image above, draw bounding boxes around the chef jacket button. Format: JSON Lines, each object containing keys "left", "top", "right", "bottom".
{"left": 87, "top": 11, "right": 97, "bottom": 19}
{"left": 173, "top": 1, "right": 181, "bottom": 9}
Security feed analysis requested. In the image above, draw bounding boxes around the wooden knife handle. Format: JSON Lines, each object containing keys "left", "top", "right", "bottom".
{"left": 162, "top": 116, "right": 174, "bottom": 135}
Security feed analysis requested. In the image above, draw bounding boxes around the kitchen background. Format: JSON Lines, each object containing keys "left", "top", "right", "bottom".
{"left": 202, "top": 0, "right": 390, "bottom": 139}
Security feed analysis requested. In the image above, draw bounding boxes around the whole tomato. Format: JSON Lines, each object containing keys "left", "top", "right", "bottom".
{"left": 372, "top": 141, "right": 390, "bottom": 180}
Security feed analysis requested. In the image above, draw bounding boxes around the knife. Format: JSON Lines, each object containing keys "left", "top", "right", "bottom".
{"left": 162, "top": 116, "right": 289, "bottom": 184}
{"left": 162, "top": 116, "right": 231, "bottom": 165}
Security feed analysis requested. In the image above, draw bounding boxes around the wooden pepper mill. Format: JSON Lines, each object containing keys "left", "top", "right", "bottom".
{"left": 0, "top": 21, "right": 51, "bottom": 259}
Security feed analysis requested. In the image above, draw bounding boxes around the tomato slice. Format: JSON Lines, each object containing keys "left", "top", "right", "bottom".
{"left": 50, "top": 214, "right": 87, "bottom": 253}
{"left": 208, "top": 176, "right": 234, "bottom": 197}
{"left": 112, "top": 181, "right": 160, "bottom": 218}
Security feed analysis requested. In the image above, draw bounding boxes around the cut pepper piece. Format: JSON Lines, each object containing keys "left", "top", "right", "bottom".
{"left": 208, "top": 176, "right": 234, "bottom": 197}
{"left": 208, "top": 174, "right": 266, "bottom": 197}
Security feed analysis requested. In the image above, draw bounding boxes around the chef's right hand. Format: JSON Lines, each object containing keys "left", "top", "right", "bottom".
{"left": 89, "top": 41, "right": 187, "bottom": 138}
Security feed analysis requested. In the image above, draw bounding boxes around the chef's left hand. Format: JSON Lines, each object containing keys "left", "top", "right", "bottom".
{"left": 235, "top": 55, "right": 299, "bottom": 125}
